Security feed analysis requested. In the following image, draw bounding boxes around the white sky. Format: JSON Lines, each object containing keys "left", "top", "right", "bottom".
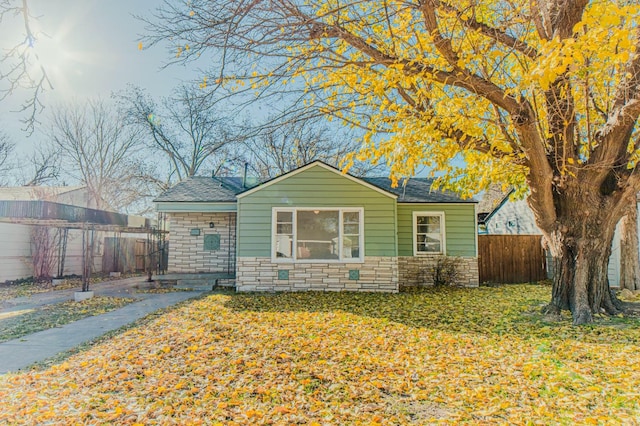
{"left": 0, "top": 0, "right": 196, "bottom": 154}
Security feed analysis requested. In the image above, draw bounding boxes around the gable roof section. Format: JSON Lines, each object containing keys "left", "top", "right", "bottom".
{"left": 154, "top": 177, "right": 258, "bottom": 203}
{"left": 476, "top": 185, "right": 515, "bottom": 224}
{"left": 236, "top": 161, "right": 397, "bottom": 199}
{"left": 155, "top": 161, "right": 475, "bottom": 205}
{"left": 362, "top": 177, "right": 475, "bottom": 203}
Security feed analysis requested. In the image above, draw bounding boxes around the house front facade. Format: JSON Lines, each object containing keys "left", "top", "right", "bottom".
{"left": 155, "top": 162, "right": 479, "bottom": 291}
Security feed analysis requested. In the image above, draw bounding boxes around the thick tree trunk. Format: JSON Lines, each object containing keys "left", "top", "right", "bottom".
{"left": 619, "top": 202, "right": 640, "bottom": 291}
{"left": 545, "top": 231, "right": 622, "bottom": 324}
{"left": 538, "top": 193, "right": 625, "bottom": 325}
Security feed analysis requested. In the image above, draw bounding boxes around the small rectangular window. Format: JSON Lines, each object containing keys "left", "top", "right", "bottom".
{"left": 342, "top": 211, "right": 360, "bottom": 259}
{"left": 275, "top": 211, "right": 293, "bottom": 258}
{"left": 413, "top": 212, "right": 445, "bottom": 255}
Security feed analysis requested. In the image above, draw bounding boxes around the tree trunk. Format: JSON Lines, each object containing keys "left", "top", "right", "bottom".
{"left": 539, "top": 195, "right": 625, "bottom": 325}
{"left": 619, "top": 202, "right": 640, "bottom": 291}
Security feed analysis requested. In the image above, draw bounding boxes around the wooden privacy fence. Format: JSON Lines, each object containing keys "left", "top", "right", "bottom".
{"left": 102, "top": 237, "right": 148, "bottom": 273}
{"left": 478, "top": 235, "right": 547, "bottom": 284}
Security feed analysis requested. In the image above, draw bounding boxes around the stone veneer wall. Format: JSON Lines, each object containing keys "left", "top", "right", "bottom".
{"left": 235, "top": 256, "right": 398, "bottom": 292}
{"left": 167, "top": 212, "right": 236, "bottom": 273}
{"left": 398, "top": 256, "right": 479, "bottom": 288}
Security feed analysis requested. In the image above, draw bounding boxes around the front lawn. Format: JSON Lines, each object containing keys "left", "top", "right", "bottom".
{"left": 1, "top": 284, "right": 639, "bottom": 424}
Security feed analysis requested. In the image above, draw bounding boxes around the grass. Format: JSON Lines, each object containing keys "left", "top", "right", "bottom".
{"left": 0, "top": 296, "right": 133, "bottom": 343}
{"left": 1, "top": 284, "right": 639, "bottom": 424}
{"left": 0, "top": 279, "right": 77, "bottom": 302}
{"left": 0, "top": 273, "right": 144, "bottom": 302}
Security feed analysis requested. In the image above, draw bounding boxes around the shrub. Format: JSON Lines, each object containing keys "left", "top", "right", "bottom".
{"left": 431, "top": 256, "right": 462, "bottom": 287}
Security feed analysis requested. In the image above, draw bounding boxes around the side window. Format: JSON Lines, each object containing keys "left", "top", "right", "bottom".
{"left": 414, "top": 212, "right": 445, "bottom": 255}
{"left": 342, "top": 211, "right": 360, "bottom": 259}
{"left": 275, "top": 211, "right": 293, "bottom": 258}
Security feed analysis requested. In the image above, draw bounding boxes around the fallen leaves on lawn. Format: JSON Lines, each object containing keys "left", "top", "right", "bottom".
{"left": 0, "top": 285, "right": 639, "bottom": 424}
{"left": 0, "top": 274, "right": 143, "bottom": 302}
{"left": 0, "top": 297, "right": 132, "bottom": 343}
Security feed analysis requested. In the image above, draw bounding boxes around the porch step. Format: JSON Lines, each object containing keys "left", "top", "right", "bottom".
{"left": 152, "top": 273, "right": 235, "bottom": 281}
{"left": 176, "top": 279, "right": 218, "bottom": 291}
{"left": 153, "top": 273, "right": 236, "bottom": 291}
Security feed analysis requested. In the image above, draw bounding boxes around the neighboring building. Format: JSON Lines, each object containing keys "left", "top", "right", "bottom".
{"left": 0, "top": 186, "right": 98, "bottom": 282}
{"left": 476, "top": 187, "right": 640, "bottom": 287}
{"left": 0, "top": 186, "right": 98, "bottom": 209}
{"left": 0, "top": 186, "right": 150, "bottom": 282}
{"left": 477, "top": 186, "right": 540, "bottom": 235}
{"left": 155, "top": 161, "right": 479, "bottom": 291}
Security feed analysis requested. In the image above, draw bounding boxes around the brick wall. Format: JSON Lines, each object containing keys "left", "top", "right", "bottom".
{"left": 236, "top": 256, "right": 398, "bottom": 292}
{"left": 398, "top": 255, "right": 479, "bottom": 288}
{"left": 167, "top": 212, "right": 236, "bottom": 273}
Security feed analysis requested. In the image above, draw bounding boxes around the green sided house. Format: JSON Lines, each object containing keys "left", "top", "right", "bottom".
{"left": 154, "top": 161, "right": 479, "bottom": 291}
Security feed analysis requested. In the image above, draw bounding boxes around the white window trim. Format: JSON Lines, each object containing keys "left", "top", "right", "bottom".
{"left": 272, "top": 207, "right": 365, "bottom": 263}
{"left": 412, "top": 211, "right": 446, "bottom": 256}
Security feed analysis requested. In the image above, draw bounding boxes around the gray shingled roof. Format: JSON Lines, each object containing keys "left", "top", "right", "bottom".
{"left": 154, "top": 177, "right": 258, "bottom": 203}
{"left": 362, "top": 177, "right": 476, "bottom": 203}
{"left": 476, "top": 184, "right": 512, "bottom": 215}
{"left": 155, "top": 174, "right": 474, "bottom": 204}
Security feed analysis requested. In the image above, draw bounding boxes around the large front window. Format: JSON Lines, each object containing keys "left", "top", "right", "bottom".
{"left": 273, "top": 208, "right": 363, "bottom": 262}
{"left": 413, "top": 212, "right": 445, "bottom": 255}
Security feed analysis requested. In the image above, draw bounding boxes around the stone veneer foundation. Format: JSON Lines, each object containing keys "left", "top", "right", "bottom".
{"left": 398, "top": 255, "right": 479, "bottom": 288}
{"left": 235, "top": 256, "right": 399, "bottom": 292}
{"left": 167, "top": 212, "right": 236, "bottom": 274}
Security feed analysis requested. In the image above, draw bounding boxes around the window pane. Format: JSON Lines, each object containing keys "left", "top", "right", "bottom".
{"left": 343, "top": 211, "right": 360, "bottom": 223}
{"left": 417, "top": 236, "right": 441, "bottom": 253}
{"left": 416, "top": 224, "right": 429, "bottom": 234}
{"left": 416, "top": 214, "right": 443, "bottom": 253}
{"left": 417, "top": 215, "right": 439, "bottom": 225}
{"left": 277, "top": 211, "right": 292, "bottom": 223}
{"left": 277, "top": 223, "right": 292, "bottom": 234}
{"left": 275, "top": 211, "right": 293, "bottom": 258}
{"left": 344, "top": 224, "right": 359, "bottom": 235}
{"left": 343, "top": 236, "right": 360, "bottom": 259}
{"left": 275, "top": 235, "right": 293, "bottom": 258}
{"left": 297, "top": 210, "right": 339, "bottom": 259}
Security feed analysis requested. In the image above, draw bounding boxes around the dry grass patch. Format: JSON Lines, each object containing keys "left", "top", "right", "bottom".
{"left": 0, "top": 297, "right": 133, "bottom": 343}
{"left": 0, "top": 274, "right": 143, "bottom": 302}
{"left": 1, "top": 284, "right": 639, "bottom": 424}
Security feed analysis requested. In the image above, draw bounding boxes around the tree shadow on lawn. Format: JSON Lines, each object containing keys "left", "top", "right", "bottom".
{"left": 223, "top": 284, "right": 640, "bottom": 344}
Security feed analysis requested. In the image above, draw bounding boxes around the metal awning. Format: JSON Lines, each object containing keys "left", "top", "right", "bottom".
{"left": 0, "top": 200, "right": 153, "bottom": 232}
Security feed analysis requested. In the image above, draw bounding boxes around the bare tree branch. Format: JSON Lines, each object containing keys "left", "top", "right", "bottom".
{"left": 0, "top": 0, "right": 53, "bottom": 134}
{"left": 117, "top": 84, "right": 242, "bottom": 182}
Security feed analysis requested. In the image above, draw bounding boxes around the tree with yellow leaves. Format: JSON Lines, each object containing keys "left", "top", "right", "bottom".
{"left": 144, "top": 0, "right": 640, "bottom": 325}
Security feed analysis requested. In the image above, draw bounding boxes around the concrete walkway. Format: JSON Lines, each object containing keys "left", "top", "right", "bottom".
{"left": 0, "top": 277, "right": 203, "bottom": 374}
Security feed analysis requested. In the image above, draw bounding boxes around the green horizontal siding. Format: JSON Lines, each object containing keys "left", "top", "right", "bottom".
{"left": 397, "top": 204, "right": 477, "bottom": 257}
{"left": 237, "top": 165, "right": 397, "bottom": 257}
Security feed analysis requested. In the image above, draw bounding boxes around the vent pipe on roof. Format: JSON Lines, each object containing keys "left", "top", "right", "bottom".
{"left": 242, "top": 162, "right": 248, "bottom": 188}
{"left": 242, "top": 162, "right": 249, "bottom": 188}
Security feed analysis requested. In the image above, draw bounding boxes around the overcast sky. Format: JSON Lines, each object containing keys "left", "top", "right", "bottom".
{"left": 0, "top": 0, "right": 196, "bottom": 153}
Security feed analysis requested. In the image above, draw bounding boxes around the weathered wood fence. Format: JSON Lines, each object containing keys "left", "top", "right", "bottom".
{"left": 478, "top": 235, "right": 547, "bottom": 284}
{"left": 102, "top": 237, "right": 148, "bottom": 273}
